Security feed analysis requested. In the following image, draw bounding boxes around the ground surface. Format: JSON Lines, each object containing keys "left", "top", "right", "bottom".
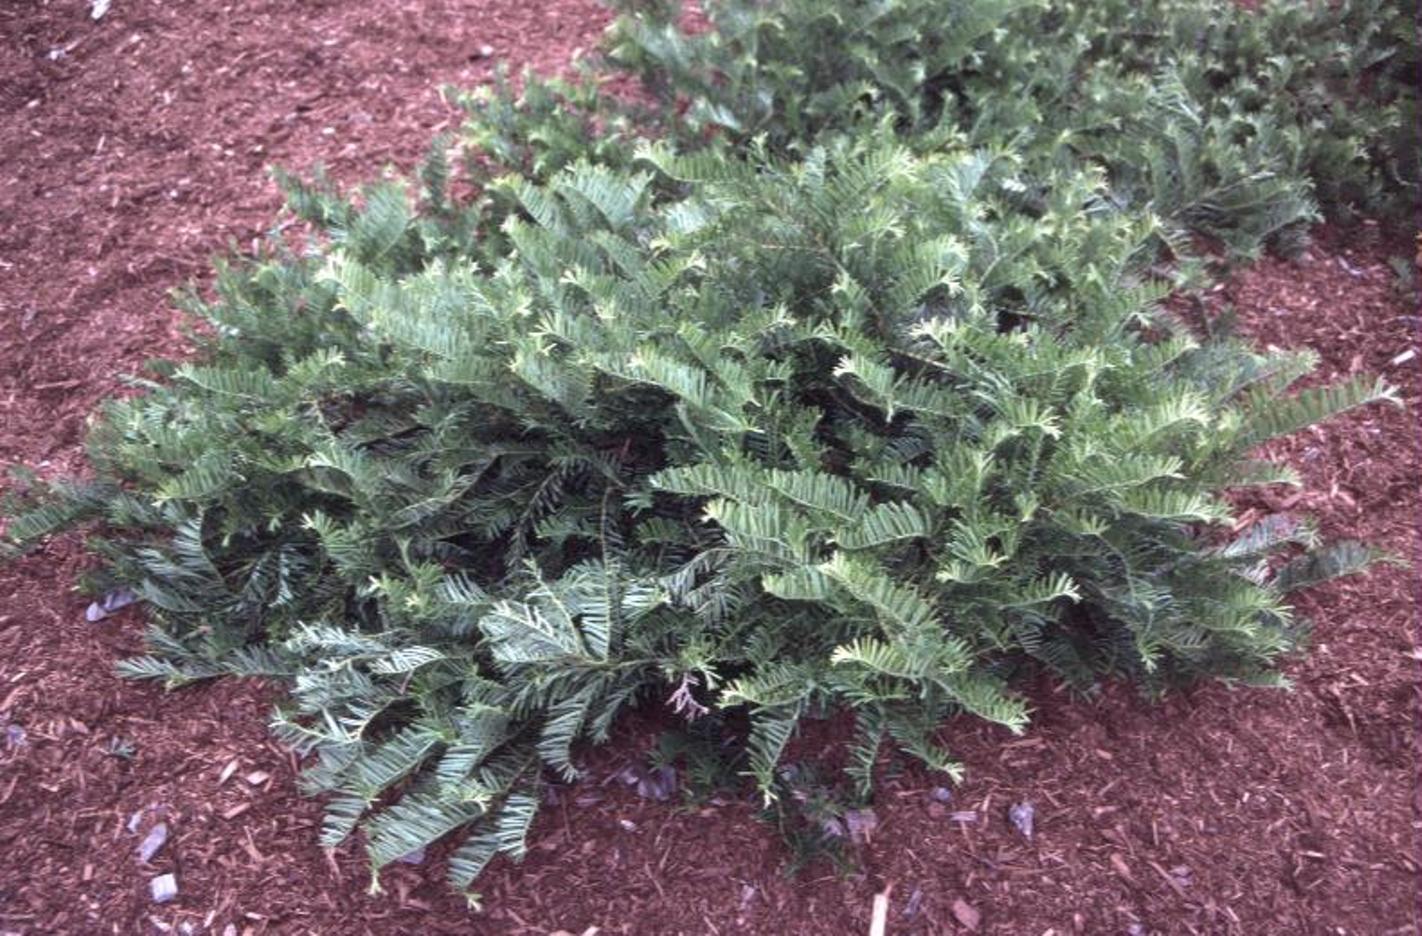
{"left": 0, "top": 2, "right": 1418, "bottom": 934}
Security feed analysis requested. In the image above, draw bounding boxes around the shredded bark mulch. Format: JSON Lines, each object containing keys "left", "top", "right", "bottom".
{"left": 1, "top": 2, "right": 1417, "bottom": 933}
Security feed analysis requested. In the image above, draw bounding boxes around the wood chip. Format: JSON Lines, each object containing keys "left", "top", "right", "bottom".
{"left": 869, "top": 887, "right": 892, "bottom": 936}
{"left": 951, "top": 897, "right": 981, "bottom": 931}
{"left": 1110, "top": 852, "right": 1135, "bottom": 883}
{"left": 221, "top": 803, "right": 252, "bottom": 820}
{"left": 240, "top": 828, "right": 266, "bottom": 863}
{"left": 1147, "top": 859, "right": 1189, "bottom": 898}
{"left": 217, "top": 759, "right": 239, "bottom": 786}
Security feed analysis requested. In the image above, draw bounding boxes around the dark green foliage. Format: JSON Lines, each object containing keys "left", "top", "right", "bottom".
{"left": 452, "top": 67, "right": 642, "bottom": 184}
{"left": 608, "top": 0, "right": 1419, "bottom": 245}
{"left": 650, "top": 715, "right": 746, "bottom": 800}
{"left": 758, "top": 762, "right": 862, "bottom": 876}
{"left": 3, "top": 0, "right": 1410, "bottom": 896}
{"left": 606, "top": 0, "right": 1028, "bottom": 144}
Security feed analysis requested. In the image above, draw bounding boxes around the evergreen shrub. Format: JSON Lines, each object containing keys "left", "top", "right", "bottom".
{"left": 3, "top": 0, "right": 1411, "bottom": 895}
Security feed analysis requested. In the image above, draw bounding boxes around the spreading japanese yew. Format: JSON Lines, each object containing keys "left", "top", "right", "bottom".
{"left": 4, "top": 0, "right": 1413, "bottom": 895}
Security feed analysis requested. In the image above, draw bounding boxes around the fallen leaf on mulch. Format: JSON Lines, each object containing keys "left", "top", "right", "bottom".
{"left": 1008, "top": 801, "right": 1034, "bottom": 839}
{"left": 149, "top": 873, "right": 178, "bottom": 903}
{"left": 136, "top": 823, "right": 168, "bottom": 863}
{"left": 844, "top": 807, "right": 879, "bottom": 845}
{"left": 84, "top": 588, "right": 137, "bottom": 622}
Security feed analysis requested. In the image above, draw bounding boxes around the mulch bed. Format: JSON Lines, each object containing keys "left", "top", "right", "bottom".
{"left": 1, "top": 2, "right": 1417, "bottom": 933}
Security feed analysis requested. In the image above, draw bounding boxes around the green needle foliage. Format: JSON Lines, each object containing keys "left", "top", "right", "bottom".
{"left": 609, "top": 0, "right": 1419, "bottom": 237}
{"left": 3, "top": 0, "right": 1411, "bottom": 896}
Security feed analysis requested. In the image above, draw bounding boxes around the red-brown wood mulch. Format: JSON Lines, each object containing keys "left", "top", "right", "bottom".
{"left": 1, "top": 2, "right": 1418, "bottom": 934}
